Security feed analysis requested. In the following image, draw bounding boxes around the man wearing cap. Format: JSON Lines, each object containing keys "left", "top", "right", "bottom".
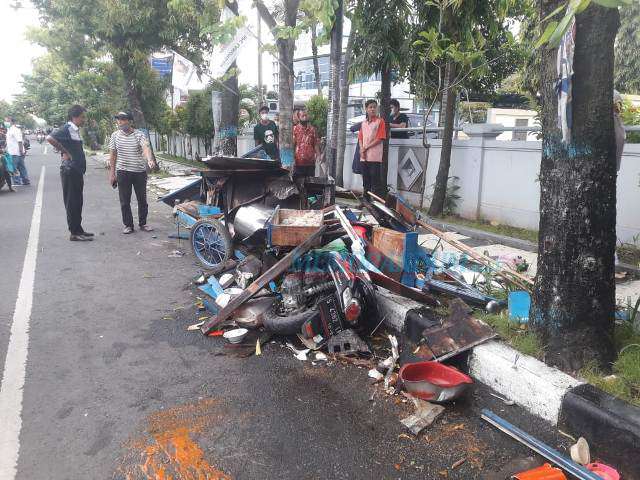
{"left": 108, "top": 112, "right": 157, "bottom": 234}
{"left": 47, "top": 105, "right": 94, "bottom": 241}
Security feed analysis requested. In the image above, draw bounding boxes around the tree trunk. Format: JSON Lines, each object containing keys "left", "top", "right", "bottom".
{"left": 311, "top": 24, "right": 322, "bottom": 97}
{"left": 428, "top": 61, "right": 456, "bottom": 217}
{"left": 118, "top": 58, "right": 157, "bottom": 164}
{"left": 219, "top": 1, "right": 240, "bottom": 156}
{"left": 336, "top": 31, "right": 354, "bottom": 187}
{"left": 255, "top": 0, "right": 300, "bottom": 168}
{"left": 325, "top": 0, "right": 344, "bottom": 179}
{"left": 380, "top": 67, "right": 392, "bottom": 196}
{"left": 532, "top": 1, "right": 620, "bottom": 372}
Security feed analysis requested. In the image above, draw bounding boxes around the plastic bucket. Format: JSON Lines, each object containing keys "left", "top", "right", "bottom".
{"left": 508, "top": 290, "right": 531, "bottom": 324}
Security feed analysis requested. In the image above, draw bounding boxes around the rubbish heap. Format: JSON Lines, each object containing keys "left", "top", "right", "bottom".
{"left": 160, "top": 155, "right": 533, "bottom": 413}
{"left": 159, "top": 156, "right": 624, "bottom": 478}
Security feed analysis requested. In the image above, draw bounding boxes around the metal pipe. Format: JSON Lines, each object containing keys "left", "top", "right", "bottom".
{"left": 481, "top": 410, "right": 601, "bottom": 480}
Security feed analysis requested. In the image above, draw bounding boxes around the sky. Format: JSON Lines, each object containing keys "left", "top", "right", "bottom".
{"left": 0, "top": 1, "right": 44, "bottom": 102}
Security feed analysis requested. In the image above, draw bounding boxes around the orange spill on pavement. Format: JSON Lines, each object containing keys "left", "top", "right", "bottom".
{"left": 139, "top": 427, "right": 230, "bottom": 480}
{"left": 116, "top": 398, "right": 232, "bottom": 479}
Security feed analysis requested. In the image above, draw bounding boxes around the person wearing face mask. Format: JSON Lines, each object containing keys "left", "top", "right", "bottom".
{"left": 253, "top": 105, "right": 279, "bottom": 160}
{"left": 47, "top": 105, "right": 94, "bottom": 241}
{"left": 108, "top": 112, "right": 158, "bottom": 234}
{"left": 292, "top": 109, "right": 320, "bottom": 184}
{"left": 358, "top": 99, "right": 387, "bottom": 196}
{"left": 387, "top": 99, "right": 409, "bottom": 139}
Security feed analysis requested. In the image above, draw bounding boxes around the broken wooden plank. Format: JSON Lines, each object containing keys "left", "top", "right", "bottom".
{"left": 201, "top": 226, "right": 327, "bottom": 334}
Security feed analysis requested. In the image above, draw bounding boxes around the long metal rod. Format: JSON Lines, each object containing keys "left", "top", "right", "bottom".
{"left": 481, "top": 410, "right": 601, "bottom": 480}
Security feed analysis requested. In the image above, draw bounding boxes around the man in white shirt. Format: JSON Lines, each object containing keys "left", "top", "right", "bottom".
{"left": 4, "top": 116, "right": 29, "bottom": 185}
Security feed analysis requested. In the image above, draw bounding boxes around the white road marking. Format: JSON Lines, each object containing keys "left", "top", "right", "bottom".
{"left": 43, "top": 145, "right": 47, "bottom": 155}
{"left": 0, "top": 165, "right": 45, "bottom": 479}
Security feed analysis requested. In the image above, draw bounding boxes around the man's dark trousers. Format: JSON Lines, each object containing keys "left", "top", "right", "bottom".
{"left": 117, "top": 170, "right": 148, "bottom": 228}
{"left": 60, "top": 166, "right": 84, "bottom": 234}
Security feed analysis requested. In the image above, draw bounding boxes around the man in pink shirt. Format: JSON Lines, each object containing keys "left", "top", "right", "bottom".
{"left": 358, "top": 99, "right": 387, "bottom": 196}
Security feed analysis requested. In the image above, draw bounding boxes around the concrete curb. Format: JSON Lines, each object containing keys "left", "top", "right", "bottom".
{"left": 560, "top": 384, "right": 640, "bottom": 479}
{"left": 376, "top": 287, "right": 640, "bottom": 476}
{"left": 424, "top": 218, "right": 640, "bottom": 275}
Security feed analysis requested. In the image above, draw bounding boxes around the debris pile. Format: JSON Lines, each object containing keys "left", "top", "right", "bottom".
{"left": 158, "top": 157, "right": 625, "bottom": 477}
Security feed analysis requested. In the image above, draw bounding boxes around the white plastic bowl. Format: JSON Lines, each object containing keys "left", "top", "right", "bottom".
{"left": 223, "top": 328, "right": 248, "bottom": 344}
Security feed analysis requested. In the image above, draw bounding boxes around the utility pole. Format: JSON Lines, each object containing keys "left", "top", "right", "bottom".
{"left": 325, "top": 0, "right": 343, "bottom": 179}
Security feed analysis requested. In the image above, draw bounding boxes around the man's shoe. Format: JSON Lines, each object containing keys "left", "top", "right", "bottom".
{"left": 122, "top": 226, "right": 134, "bottom": 234}
{"left": 139, "top": 224, "right": 154, "bottom": 232}
{"left": 70, "top": 234, "right": 93, "bottom": 241}
{"left": 79, "top": 230, "right": 95, "bottom": 237}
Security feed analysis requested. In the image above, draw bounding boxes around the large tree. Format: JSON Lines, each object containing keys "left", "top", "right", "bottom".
{"left": 411, "top": 0, "right": 525, "bottom": 217}
{"left": 255, "top": 0, "right": 302, "bottom": 168}
{"left": 531, "top": 0, "right": 621, "bottom": 371}
{"left": 31, "top": 0, "right": 218, "bottom": 129}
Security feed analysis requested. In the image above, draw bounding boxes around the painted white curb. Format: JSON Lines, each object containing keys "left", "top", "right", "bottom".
{"left": 468, "top": 341, "right": 583, "bottom": 424}
{"left": 375, "top": 287, "right": 583, "bottom": 425}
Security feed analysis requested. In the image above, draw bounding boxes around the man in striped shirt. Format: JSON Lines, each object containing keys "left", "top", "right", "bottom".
{"left": 108, "top": 112, "right": 158, "bottom": 234}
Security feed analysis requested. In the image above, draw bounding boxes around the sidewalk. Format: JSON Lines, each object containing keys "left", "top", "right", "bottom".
{"left": 423, "top": 218, "right": 640, "bottom": 313}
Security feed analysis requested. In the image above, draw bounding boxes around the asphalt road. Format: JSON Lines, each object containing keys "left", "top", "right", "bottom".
{"left": 0, "top": 145, "right": 574, "bottom": 480}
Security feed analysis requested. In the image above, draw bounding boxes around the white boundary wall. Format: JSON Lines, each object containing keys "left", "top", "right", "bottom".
{"left": 342, "top": 126, "right": 640, "bottom": 244}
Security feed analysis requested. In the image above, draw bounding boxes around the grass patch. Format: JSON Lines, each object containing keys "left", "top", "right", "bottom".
{"left": 439, "top": 215, "right": 539, "bottom": 244}
{"left": 477, "top": 311, "right": 542, "bottom": 358}
{"left": 480, "top": 311, "right": 640, "bottom": 405}
{"left": 157, "top": 153, "right": 202, "bottom": 169}
{"left": 617, "top": 243, "right": 640, "bottom": 267}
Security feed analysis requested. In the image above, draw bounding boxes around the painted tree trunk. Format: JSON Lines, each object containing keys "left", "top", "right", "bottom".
{"left": 325, "top": 0, "right": 344, "bottom": 178}
{"left": 120, "top": 60, "right": 157, "bottom": 164}
{"left": 336, "top": 31, "right": 354, "bottom": 187}
{"left": 532, "top": 1, "right": 620, "bottom": 371}
{"left": 219, "top": 1, "right": 240, "bottom": 156}
{"left": 380, "top": 67, "right": 392, "bottom": 195}
{"left": 276, "top": 0, "right": 300, "bottom": 169}
{"left": 311, "top": 25, "right": 322, "bottom": 97}
{"left": 428, "top": 61, "right": 456, "bottom": 217}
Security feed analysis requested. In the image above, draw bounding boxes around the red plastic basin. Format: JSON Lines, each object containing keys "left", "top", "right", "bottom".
{"left": 399, "top": 361, "right": 474, "bottom": 402}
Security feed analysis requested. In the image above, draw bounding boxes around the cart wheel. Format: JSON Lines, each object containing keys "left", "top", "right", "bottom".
{"left": 190, "top": 218, "right": 233, "bottom": 268}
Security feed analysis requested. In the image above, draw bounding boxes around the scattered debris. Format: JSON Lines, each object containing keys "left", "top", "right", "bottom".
{"left": 490, "top": 392, "right": 515, "bottom": 406}
{"left": 481, "top": 410, "right": 602, "bottom": 480}
{"left": 400, "top": 397, "right": 445, "bottom": 435}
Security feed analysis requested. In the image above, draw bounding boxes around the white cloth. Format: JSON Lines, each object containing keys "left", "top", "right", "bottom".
{"left": 6, "top": 125, "right": 23, "bottom": 156}
{"left": 556, "top": 18, "right": 576, "bottom": 143}
{"left": 67, "top": 121, "right": 82, "bottom": 141}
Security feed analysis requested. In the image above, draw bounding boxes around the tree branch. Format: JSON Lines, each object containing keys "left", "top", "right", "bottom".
{"left": 254, "top": 0, "right": 277, "bottom": 31}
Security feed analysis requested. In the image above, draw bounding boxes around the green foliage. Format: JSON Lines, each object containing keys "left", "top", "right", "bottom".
{"left": 410, "top": 0, "right": 527, "bottom": 100}
{"left": 306, "top": 95, "right": 329, "bottom": 136}
{"left": 182, "top": 89, "right": 214, "bottom": 138}
{"left": 30, "top": 0, "right": 221, "bottom": 127}
{"left": 351, "top": 0, "right": 412, "bottom": 83}
{"left": 615, "top": 2, "right": 640, "bottom": 94}
{"left": 458, "top": 102, "right": 490, "bottom": 123}
{"left": 620, "top": 99, "right": 640, "bottom": 143}
{"left": 0, "top": 100, "right": 36, "bottom": 129}
{"left": 238, "top": 84, "right": 263, "bottom": 129}
{"left": 536, "top": 0, "right": 631, "bottom": 49}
